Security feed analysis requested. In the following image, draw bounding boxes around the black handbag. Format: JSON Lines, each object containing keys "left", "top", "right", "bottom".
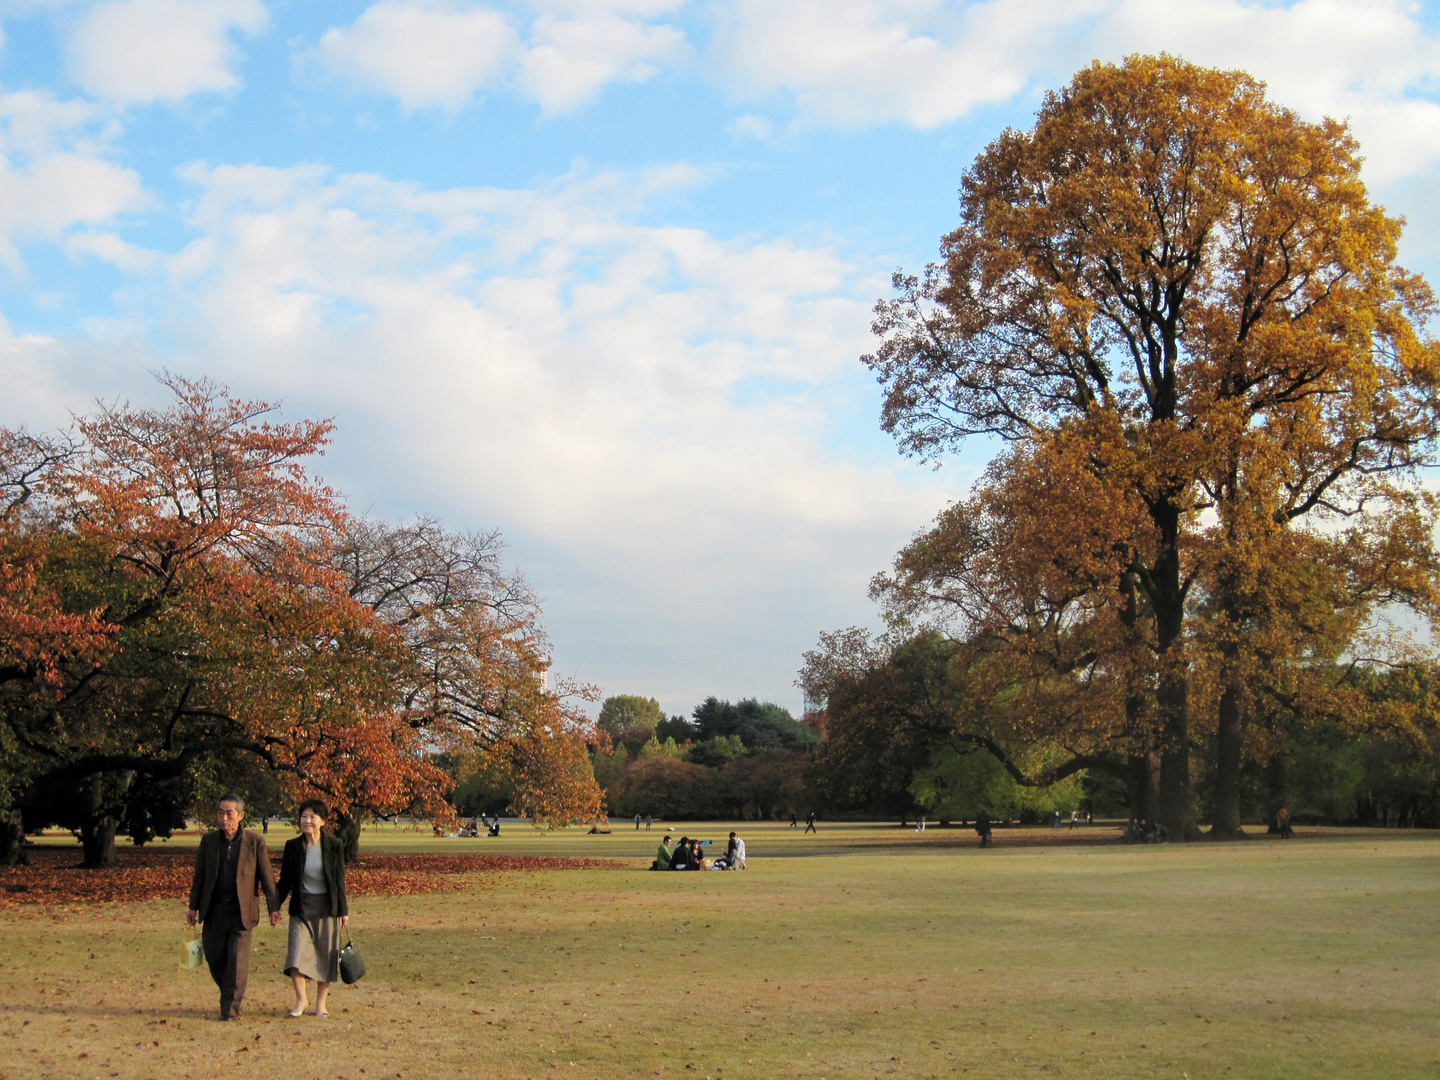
{"left": 338, "top": 928, "right": 366, "bottom": 984}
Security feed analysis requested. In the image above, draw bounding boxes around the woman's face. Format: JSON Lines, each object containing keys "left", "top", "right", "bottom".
{"left": 299, "top": 808, "right": 325, "bottom": 832}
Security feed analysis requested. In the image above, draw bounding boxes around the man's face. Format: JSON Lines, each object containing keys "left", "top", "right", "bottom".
{"left": 216, "top": 801, "right": 244, "bottom": 837}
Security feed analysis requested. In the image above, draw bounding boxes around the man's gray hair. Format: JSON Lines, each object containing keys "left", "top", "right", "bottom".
{"left": 217, "top": 793, "right": 246, "bottom": 812}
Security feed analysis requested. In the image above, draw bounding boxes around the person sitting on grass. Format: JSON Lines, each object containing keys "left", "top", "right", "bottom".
{"left": 689, "top": 838, "right": 706, "bottom": 869}
{"left": 653, "top": 836, "right": 674, "bottom": 870}
{"left": 670, "top": 837, "right": 691, "bottom": 871}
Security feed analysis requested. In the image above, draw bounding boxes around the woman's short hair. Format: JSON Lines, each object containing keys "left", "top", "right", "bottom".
{"left": 298, "top": 798, "right": 329, "bottom": 820}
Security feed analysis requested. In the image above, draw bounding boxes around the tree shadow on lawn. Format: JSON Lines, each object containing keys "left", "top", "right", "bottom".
{"left": 0, "top": 1000, "right": 218, "bottom": 1021}
{"left": 738, "top": 824, "right": 1349, "bottom": 857}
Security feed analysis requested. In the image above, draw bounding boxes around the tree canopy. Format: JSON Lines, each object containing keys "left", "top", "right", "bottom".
{"left": 0, "top": 377, "right": 599, "bottom": 865}
{"left": 692, "top": 696, "right": 818, "bottom": 753}
{"left": 596, "top": 695, "right": 664, "bottom": 750}
{"left": 850, "top": 54, "right": 1440, "bottom": 838}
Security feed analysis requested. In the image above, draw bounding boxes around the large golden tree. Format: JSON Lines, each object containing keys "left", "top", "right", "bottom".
{"left": 865, "top": 55, "right": 1440, "bottom": 837}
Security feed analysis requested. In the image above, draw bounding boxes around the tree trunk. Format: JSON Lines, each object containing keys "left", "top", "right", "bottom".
{"left": 1153, "top": 554, "right": 1198, "bottom": 838}
{"left": 0, "top": 810, "right": 27, "bottom": 867}
{"left": 1209, "top": 680, "right": 1245, "bottom": 838}
{"left": 1118, "top": 572, "right": 1160, "bottom": 829}
{"left": 334, "top": 812, "right": 362, "bottom": 864}
{"left": 79, "top": 772, "right": 126, "bottom": 868}
{"left": 1159, "top": 743, "right": 1196, "bottom": 839}
{"left": 1128, "top": 753, "right": 1159, "bottom": 825}
{"left": 80, "top": 815, "right": 119, "bottom": 868}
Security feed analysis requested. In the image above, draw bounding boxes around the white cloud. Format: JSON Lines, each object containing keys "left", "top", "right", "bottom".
{"left": 22, "top": 161, "right": 946, "bottom": 703}
{"left": 730, "top": 113, "right": 775, "bottom": 141}
{"left": 313, "top": 0, "right": 688, "bottom": 113}
{"left": 0, "top": 314, "right": 73, "bottom": 429}
{"left": 65, "top": 229, "right": 159, "bottom": 272}
{"left": 0, "top": 91, "right": 147, "bottom": 273}
{"left": 709, "top": 0, "right": 1094, "bottom": 128}
{"left": 710, "top": 0, "right": 1440, "bottom": 179}
{"left": 1088, "top": 0, "right": 1440, "bottom": 183}
{"left": 314, "top": 0, "right": 517, "bottom": 111}
{"left": 67, "top": 0, "right": 268, "bottom": 105}
{"left": 515, "top": 11, "right": 688, "bottom": 114}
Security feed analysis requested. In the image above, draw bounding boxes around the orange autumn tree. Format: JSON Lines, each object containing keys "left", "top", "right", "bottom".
{"left": 0, "top": 431, "right": 117, "bottom": 863}
{"left": 805, "top": 432, "right": 1157, "bottom": 821}
{"left": 327, "top": 518, "right": 601, "bottom": 844}
{"left": 0, "top": 377, "right": 598, "bottom": 866}
{"left": 863, "top": 55, "right": 1440, "bottom": 838}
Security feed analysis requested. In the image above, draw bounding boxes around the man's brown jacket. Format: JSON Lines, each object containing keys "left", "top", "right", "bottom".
{"left": 188, "top": 829, "right": 280, "bottom": 930}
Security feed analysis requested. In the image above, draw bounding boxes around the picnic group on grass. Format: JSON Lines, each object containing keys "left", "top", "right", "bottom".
{"left": 651, "top": 831, "right": 746, "bottom": 870}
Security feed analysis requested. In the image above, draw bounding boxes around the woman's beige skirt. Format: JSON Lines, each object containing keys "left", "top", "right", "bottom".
{"left": 284, "top": 892, "right": 340, "bottom": 983}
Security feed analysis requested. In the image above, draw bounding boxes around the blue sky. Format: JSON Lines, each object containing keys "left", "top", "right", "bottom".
{"left": 3, "top": 0, "right": 1440, "bottom": 718}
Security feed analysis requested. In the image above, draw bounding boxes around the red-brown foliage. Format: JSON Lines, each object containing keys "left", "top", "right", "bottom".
{"left": 0, "top": 844, "right": 621, "bottom": 907}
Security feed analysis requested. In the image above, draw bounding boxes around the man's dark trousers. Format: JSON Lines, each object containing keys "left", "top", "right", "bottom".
{"left": 202, "top": 900, "right": 251, "bottom": 1020}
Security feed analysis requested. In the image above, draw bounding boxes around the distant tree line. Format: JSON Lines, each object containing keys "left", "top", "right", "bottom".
{"left": 802, "top": 630, "right": 1440, "bottom": 828}
{"left": 451, "top": 694, "right": 820, "bottom": 821}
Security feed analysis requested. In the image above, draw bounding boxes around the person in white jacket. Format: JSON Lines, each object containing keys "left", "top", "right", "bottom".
{"left": 726, "top": 831, "right": 746, "bottom": 869}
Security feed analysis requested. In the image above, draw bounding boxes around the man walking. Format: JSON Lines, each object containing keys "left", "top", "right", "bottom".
{"left": 187, "top": 794, "right": 280, "bottom": 1020}
{"left": 804, "top": 811, "right": 817, "bottom": 834}
{"left": 976, "top": 808, "right": 992, "bottom": 848}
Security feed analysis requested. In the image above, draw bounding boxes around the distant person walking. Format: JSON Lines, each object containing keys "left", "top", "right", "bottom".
{"left": 635, "top": 813, "right": 642, "bottom": 830}
{"left": 916, "top": 815, "right": 926, "bottom": 832}
{"left": 643, "top": 814, "right": 652, "bottom": 831}
{"left": 1277, "top": 806, "right": 1293, "bottom": 839}
{"left": 976, "top": 808, "right": 993, "bottom": 848}
{"left": 804, "top": 812, "right": 817, "bottom": 834}
{"left": 789, "top": 812, "right": 798, "bottom": 828}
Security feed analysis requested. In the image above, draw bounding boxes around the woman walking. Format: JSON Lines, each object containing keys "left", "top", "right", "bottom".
{"left": 276, "top": 799, "right": 349, "bottom": 1017}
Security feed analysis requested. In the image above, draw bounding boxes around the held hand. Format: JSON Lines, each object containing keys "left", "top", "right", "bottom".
{"left": 186, "top": 909, "right": 198, "bottom": 927}
{"left": 270, "top": 910, "right": 283, "bottom": 927}
{"left": 340, "top": 915, "right": 349, "bottom": 928}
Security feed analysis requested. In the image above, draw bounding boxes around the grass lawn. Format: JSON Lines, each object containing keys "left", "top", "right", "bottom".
{"left": 0, "top": 821, "right": 1436, "bottom": 1080}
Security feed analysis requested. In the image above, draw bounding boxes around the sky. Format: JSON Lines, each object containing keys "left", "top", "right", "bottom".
{"left": 2, "top": 0, "right": 1440, "bottom": 718}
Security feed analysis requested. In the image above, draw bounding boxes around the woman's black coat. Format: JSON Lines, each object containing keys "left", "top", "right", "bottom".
{"left": 276, "top": 833, "right": 349, "bottom": 918}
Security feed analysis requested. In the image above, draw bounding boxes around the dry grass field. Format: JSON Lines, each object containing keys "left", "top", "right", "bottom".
{"left": 0, "top": 821, "right": 1436, "bottom": 1080}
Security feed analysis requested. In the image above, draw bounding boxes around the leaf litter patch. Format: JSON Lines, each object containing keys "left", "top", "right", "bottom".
{"left": 0, "top": 846, "right": 620, "bottom": 906}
